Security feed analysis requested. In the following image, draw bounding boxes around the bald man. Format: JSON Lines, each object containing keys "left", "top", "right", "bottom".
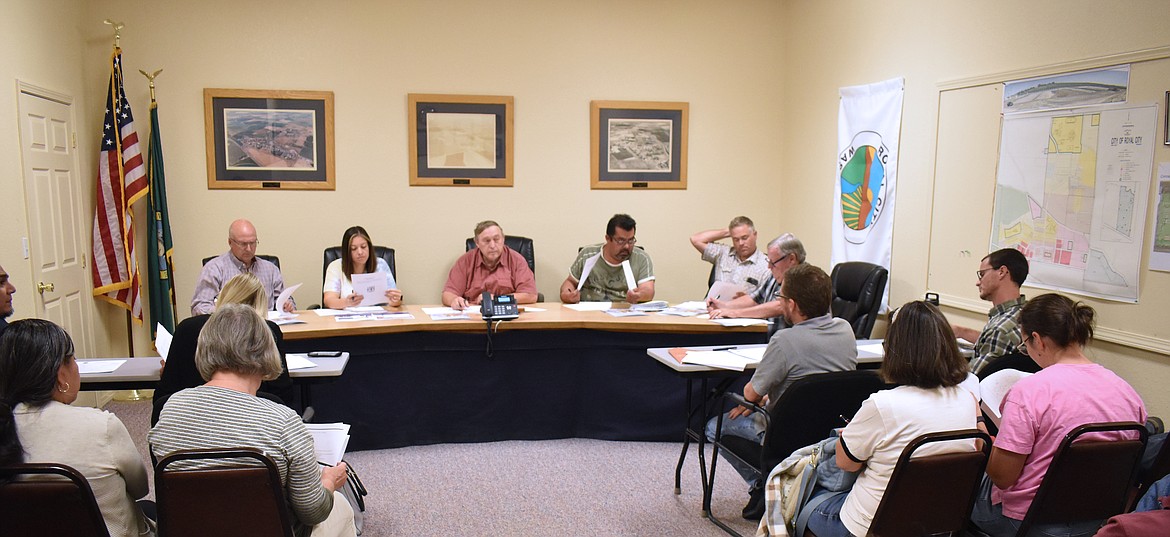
{"left": 190, "top": 219, "right": 294, "bottom": 315}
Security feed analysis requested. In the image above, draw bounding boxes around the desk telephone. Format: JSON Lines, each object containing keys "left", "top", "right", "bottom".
{"left": 481, "top": 291, "right": 520, "bottom": 320}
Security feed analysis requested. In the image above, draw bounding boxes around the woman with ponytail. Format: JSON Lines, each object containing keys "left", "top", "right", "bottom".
{"left": 970, "top": 293, "right": 1147, "bottom": 536}
{"left": 0, "top": 319, "right": 154, "bottom": 536}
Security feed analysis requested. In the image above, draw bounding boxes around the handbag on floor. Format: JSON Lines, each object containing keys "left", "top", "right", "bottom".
{"left": 339, "top": 460, "right": 368, "bottom": 535}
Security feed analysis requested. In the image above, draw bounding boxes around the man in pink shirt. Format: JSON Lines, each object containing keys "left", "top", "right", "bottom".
{"left": 443, "top": 221, "right": 538, "bottom": 310}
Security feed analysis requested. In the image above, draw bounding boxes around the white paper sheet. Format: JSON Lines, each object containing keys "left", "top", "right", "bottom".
{"left": 77, "top": 359, "right": 126, "bottom": 374}
{"left": 350, "top": 273, "right": 388, "bottom": 306}
{"left": 284, "top": 353, "right": 319, "bottom": 370}
{"left": 728, "top": 347, "right": 766, "bottom": 362}
{"left": 710, "top": 318, "right": 770, "bottom": 327}
{"left": 155, "top": 323, "right": 173, "bottom": 361}
{"left": 346, "top": 306, "right": 387, "bottom": 313}
{"left": 429, "top": 312, "right": 471, "bottom": 321}
{"left": 575, "top": 253, "right": 601, "bottom": 290}
{"left": 335, "top": 312, "right": 413, "bottom": 322}
{"left": 621, "top": 260, "right": 636, "bottom": 289}
{"left": 564, "top": 302, "right": 612, "bottom": 311}
{"left": 673, "top": 301, "right": 709, "bottom": 311}
{"left": 604, "top": 309, "right": 648, "bottom": 317}
{"left": 706, "top": 281, "right": 747, "bottom": 302}
{"left": 681, "top": 351, "right": 753, "bottom": 371}
{"left": 273, "top": 282, "right": 301, "bottom": 316}
{"left": 305, "top": 422, "right": 351, "bottom": 466}
{"left": 313, "top": 308, "right": 347, "bottom": 316}
{"left": 980, "top": 369, "right": 1033, "bottom": 423}
{"left": 422, "top": 307, "right": 463, "bottom": 315}
{"left": 270, "top": 317, "right": 306, "bottom": 326}
{"left": 856, "top": 342, "right": 884, "bottom": 355}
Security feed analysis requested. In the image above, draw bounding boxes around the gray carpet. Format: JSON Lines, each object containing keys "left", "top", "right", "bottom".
{"left": 109, "top": 400, "right": 758, "bottom": 536}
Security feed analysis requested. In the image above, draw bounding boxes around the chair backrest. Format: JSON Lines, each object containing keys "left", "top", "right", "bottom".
{"left": 322, "top": 245, "right": 397, "bottom": 288}
{"left": 0, "top": 462, "right": 111, "bottom": 537}
{"left": 976, "top": 351, "right": 1041, "bottom": 380}
{"left": 155, "top": 447, "right": 294, "bottom": 537}
{"left": 868, "top": 429, "right": 992, "bottom": 537}
{"left": 1017, "top": 422, "right": 1148, "bottom": 537}
{"left": 761, "top": 369, "right": 886, "bottom": 473}
{"left": 830, "top": 261, "right": 888, "bottom": 339}
{"left": 202, "top": 254, "right": 281, "bottom": 270}
{"left": 465, "top": 235, "right": 536, "bottom": 274}
{"left": 1133, "top": 432, "right": 1170, "bottom": 509}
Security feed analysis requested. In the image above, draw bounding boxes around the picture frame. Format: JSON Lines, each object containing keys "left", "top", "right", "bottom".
{"left": 1164, "top": 91, "right": 1170, "bottom": 146}
{"left": 204, "top": 89, "right": 335, "bottom": 190}
{"left": 590, "top": 100, "right": 688, "bottom": 190}
{"left": 408, "top": 94, "right": 514, "bottom": 187}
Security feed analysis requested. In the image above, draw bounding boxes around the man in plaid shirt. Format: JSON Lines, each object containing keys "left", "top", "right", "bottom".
{"left": 952, "top": 248, "right": 1029, "bottom": 374}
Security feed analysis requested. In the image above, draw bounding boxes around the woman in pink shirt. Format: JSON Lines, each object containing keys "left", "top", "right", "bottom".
{"left": 970, "top": 293, "right": 1146, "bottom": 536}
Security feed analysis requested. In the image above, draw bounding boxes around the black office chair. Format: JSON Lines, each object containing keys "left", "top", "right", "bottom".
{"left": 0, "top": 462, "right": 111, "bottom": 537}
{"left": 322, "top": 245, "right": 396, "bottom": 287}
{"left": 202, "top": 254, "right": 281, "bottom": 269}
{"left": 709, "top": 369, "right": 885, "bottom": 531}
{"left": 968, "top": 422, "right": 1148, "bottom": 537}
{"left": 155, "top": 447, "right": 295, "bottom": 537}
{"left": 465, "top": 235, "right": 536, "bottom": 274}
{"left": 830, "top": 261, "right": 888, "bottom": 339}
{"left": 976, "top": 351, "right": 1041, "bottom": 380}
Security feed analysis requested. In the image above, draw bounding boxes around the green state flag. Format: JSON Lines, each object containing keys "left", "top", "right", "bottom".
{"left": 146, "top": 102, "right": 176, "bottom": 341}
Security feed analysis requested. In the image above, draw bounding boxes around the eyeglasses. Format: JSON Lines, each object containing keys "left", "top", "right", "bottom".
{"left": 611, "top": 237, "right": 637, "bottom": 247}
{"left": 1015, "top": 334, "right": 1031, "bottom": 355}
{"left": 231, "top": 239, "right": 260, "bottom": 249}
{"left": 768, "top": 254, "right": 791, "bottom": 268}
{"left": 976, "top": 267, "right": 997, "bottom": 280}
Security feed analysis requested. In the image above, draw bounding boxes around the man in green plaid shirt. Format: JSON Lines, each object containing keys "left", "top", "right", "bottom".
{"left": 951, "top": 248, "right": 1029, "bottom": 374}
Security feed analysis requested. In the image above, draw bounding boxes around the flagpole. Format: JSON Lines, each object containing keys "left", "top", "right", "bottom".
{"left": 104, "top": 19, "right": 143, "bottom": 402}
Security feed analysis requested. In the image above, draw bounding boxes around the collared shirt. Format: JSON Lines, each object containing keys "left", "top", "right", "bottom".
{"left": 190, "top": 251, "right": 291, "bottom": 315}
{"left": 569, "top": 244, "right": 655, "bottom": 302}
{"left": 702, "top": 243, "right": 770, "bottom": 296}
{"left": 443, "top": 246, "right": 537, "bottom": 301}
{"left": 969, "top": 295, "right": 1026, "bottom": 373}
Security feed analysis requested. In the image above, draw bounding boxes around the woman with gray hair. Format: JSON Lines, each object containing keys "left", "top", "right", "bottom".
{"left": 149, "top": 304, "right": 355, "bottom": 537}
{"left": 151, "top": 272, "right": 293, "bottom": 425}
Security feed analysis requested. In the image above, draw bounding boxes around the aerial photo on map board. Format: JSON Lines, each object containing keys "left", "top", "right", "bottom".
{"left": 1003, "top": 66, "right": 1129, "bottom": 114}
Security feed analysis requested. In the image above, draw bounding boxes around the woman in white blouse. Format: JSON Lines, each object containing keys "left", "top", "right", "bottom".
{"left": 322, "top": 226, "right": 402, "bottom": 309}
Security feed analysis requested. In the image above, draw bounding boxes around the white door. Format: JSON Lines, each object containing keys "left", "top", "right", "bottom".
{"left": 17, "top": 84, "right": 96, "bottom": 357}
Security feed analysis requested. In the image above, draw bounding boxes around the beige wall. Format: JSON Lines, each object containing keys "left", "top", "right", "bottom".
{"left": 779, "top": 0, "right": 1170, "bottom": 416}
{"left": 4, "top": 0, "right": 1170, "bottom": 415}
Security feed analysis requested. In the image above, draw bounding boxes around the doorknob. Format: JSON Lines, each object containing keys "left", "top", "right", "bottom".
{"left": 37, "top": 282, "right": 55, "bottom": 294}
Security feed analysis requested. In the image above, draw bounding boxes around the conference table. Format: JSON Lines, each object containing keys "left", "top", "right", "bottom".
{"left": 275, "top": 303, "right": 768, "bottom": 451}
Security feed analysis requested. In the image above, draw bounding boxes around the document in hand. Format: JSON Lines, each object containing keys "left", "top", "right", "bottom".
{"left": 350, "top": 273, "right": 388, "bottom": 307}
{"left": 306, "top": 422, "right": 351, "bottom": 466}
{"left": 979, "top": 369, "right": 1033, "bottom": 426}
{"left": 706, "top": 281, "right": 747, "bottom": 302}
{"left": 155, "top": 323, "right": 173, "bottom": 361}
{"left": 274, "top": 283, "right": 302, "bottom": 316}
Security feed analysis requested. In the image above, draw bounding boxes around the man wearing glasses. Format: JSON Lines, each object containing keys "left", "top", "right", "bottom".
{"left": 560, "top": 214, "right": 655, "bottom": 304}
{"left": 191, "top": 219, "right": 295, "bottom": 315}
{"left": 951, "top": 248, "right": 1028, "bottom": 373}
{"left": 707, "top": 233, "right": 805, "bottom": 332}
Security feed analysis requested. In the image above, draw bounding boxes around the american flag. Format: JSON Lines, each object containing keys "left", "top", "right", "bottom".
{"left": 91, "top": 47, "right": 146, "bottom": 321}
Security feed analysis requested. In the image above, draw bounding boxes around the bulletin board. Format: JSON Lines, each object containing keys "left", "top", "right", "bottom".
{"left": 926, "top": 46, "right": 1170, "bottom": 354}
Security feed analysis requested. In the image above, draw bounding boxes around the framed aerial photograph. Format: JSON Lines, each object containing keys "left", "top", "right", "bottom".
{"left": 204, "top": 88, "right": 335, "bottom": 190}
{"left": 590, "top": 100, "right": 688, "bottom": 190}
{"left": 408, "top": 94, "right": 514, "bottom": 187}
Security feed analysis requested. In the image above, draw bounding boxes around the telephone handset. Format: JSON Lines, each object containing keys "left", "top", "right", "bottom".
{"left": 481, "top": 291, "right": 520, "bottom": 320}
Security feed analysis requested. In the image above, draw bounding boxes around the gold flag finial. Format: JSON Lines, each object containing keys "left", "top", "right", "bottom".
{"left": 139, "top": 69, "right": 163, "bottom": 102}
{"left": 103, "top": 19, "right": 124, "bottom": 48}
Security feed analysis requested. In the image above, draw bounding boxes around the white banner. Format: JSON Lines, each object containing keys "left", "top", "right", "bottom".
{"left": 832, "top": 77, "right": 904, "bottom": 311}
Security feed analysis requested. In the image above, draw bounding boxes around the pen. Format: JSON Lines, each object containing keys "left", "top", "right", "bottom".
{"left": 839, "top": 414, "right": 851, "bottom": 424}
{"left": 711, "top": 346, "right": 737, "bottom": 351}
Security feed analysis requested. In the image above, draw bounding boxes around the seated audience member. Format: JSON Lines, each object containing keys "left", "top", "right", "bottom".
{"left": 801, "top": 300, "right": 978, "bottom": 536}
{"left": 191, "top": 218, "right": 295, "bottom": 315}
{"left": 153, "top": 273, "right": 292, "bottom": 425}
{"left": 0, "top": 263, "right": 14, "bottom": 338}
{"left": 951, "top": 248, "right": 1028, "bottom": 373}
{"left": 970, "top": 293, "right": 1146, "bottom": 537}
{"left": 443, "top": 221, "right": 537, "bottom": 310}
{"left": 560, "top": 213, "right": 654, "bottom": 304}
{"left": 323, "top": 226, "right": 402, "bottom": 309}
{"left": 705, "top": 264, "right": 857, "bottom": 519}
{"left": 149, "top": 304, "right": 355, "bottom": 537}
{"left": 690, "top": 216, "right": 770, "bottom": 296}
{"left": 0, "top": 319, "right": 155, "bottom": 537}
{"left": 707, "top": 233, "right": 805, "bottom": 329}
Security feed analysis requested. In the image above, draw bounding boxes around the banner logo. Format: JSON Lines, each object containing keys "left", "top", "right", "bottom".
{"left": 838, "top": 130, "right": 889, "bottom": 244}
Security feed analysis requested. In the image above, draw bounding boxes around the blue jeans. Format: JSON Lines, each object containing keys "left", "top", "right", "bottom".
{"left": 705, "top": 410, "right": 767, "bottom": 489}
{"left": 803, "top": 489, "right": 856, "bottom": 537}
{"left": 969, "top": 474, "right": 1103, "bottom": 537}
